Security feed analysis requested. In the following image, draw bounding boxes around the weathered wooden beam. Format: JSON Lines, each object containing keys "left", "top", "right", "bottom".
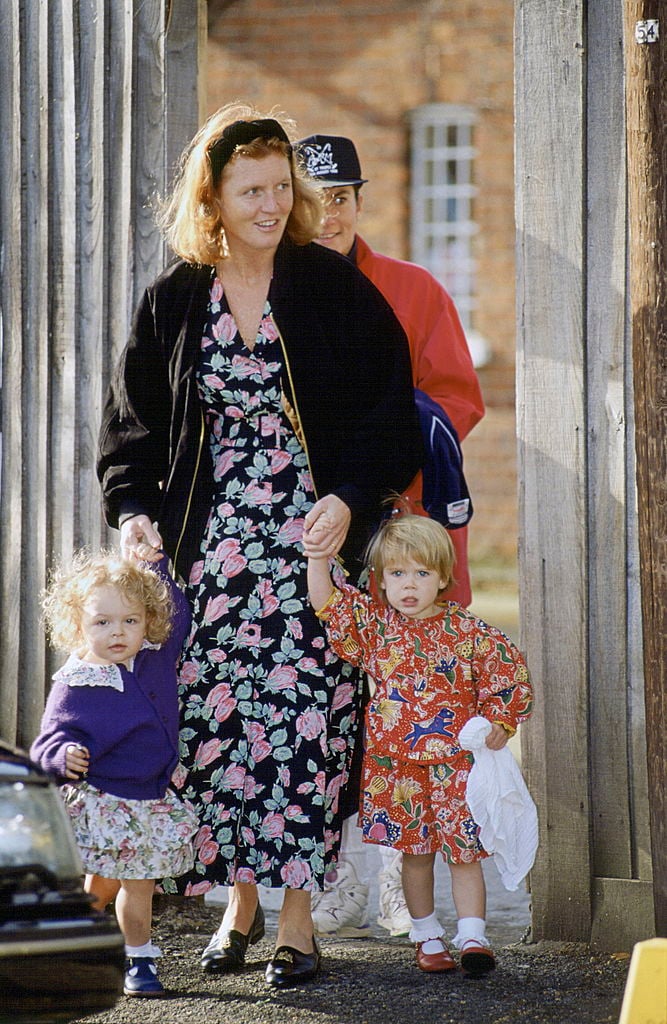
{"left": 76, "top": 0, "right": 107, "bottom": 554}
{"left": 17, "top": 0, "right": 50, "bottom": 746}
{"left": 0, "top": 0, "right": 23, "bottom": 743}
{"left": 515, "top": 0, "right": 591, "bottom": 941}
{"left": 624, "top": 1, "right": 667, "bottom": 938}
{"left": 586, "top": 1, "right": 636, "bottom": 884}
{"left": 106, "top": 3, "right": 134, "bottom": 376}
{"left": 590, "top": 877, "right": 655, "bottom": 951}
{"left": 165, "top": 0, "right": 207, "bottom": 192}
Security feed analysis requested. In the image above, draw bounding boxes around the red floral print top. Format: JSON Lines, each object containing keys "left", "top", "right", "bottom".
{"left": 320, "top": 584, "right": 532, "bottom": 764}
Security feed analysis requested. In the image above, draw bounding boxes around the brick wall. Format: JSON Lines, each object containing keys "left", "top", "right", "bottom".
{"left": 205, "top": 0, "right": 518, "bottom": 578}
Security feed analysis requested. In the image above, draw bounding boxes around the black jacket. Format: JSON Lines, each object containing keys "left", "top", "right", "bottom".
{"left": 97, "top": 239, "right": 423, "bottom": 578}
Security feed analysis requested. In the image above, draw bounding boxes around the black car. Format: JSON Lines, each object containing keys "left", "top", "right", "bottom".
{"left": 0, "top": 740, "right": 124, "bottom": 1023}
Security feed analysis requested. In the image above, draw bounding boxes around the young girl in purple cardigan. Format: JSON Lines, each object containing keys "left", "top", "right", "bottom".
{"left": 30, "top": 550, "right": 199, "bottom": 999}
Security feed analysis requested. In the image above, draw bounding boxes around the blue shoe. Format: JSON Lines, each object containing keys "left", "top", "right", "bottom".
{"left": 124, "top": 956, "right": 165, "bottom": 997}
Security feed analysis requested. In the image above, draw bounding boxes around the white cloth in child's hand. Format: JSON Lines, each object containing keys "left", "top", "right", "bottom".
{"left": 458, "top": 716, "right": 538, "bottom": 891}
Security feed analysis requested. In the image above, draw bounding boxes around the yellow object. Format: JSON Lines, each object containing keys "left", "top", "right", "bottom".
{"left": 618, "top": 938, "right": 667, "bottom": 1024}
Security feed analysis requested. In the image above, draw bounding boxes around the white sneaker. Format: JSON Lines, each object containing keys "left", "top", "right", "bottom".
{"left": 377, "top": 858, "right": 411, "bottom": 937}
{"left": 311, "top": 861, "right": 371, "bottom": 938}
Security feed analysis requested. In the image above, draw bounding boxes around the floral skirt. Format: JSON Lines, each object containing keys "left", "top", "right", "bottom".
{"left": 62, "top": 782, "right": 199, "bottom": 880}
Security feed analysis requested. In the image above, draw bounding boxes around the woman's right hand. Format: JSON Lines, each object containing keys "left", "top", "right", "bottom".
{"left": 119, "top": 515, "right": 163, "bottom": 562}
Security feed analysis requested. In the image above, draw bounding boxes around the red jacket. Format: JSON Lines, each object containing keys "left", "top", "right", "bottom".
{"left": 355, "top": 235, "right": 485, "bottom": 605}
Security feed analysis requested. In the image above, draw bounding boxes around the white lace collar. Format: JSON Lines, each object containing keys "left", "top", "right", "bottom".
{"left": 54, "top": 640, "right": 161, "bottom": 691}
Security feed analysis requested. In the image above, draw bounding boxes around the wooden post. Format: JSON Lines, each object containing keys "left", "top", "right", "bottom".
{"left": 514, "top": 0, "right": 592, "bottom": 941}
{"left": 0, "top": 0, "right": 205, "bottom": 748}
{"left": 624, "top": 3, "right": 667, "bottom": 937}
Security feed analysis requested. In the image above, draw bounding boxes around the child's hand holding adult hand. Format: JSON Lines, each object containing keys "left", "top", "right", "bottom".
{"left": 120, "top": 515, "right": 163, "bottom": 562}
{"left": 302, "top": 513, "right": 334, "bottom": 559}
{"left": 303, "top": 495, "right": 351, "bottom": 558}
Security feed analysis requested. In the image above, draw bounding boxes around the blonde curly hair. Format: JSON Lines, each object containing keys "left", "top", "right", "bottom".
{"left": 157, "top": 101, "right": 325, "bottom": 265}
{"left": 43, "top": 550, "right": 174, "bottom": 652}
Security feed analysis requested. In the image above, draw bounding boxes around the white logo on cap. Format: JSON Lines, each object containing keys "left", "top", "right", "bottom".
{"left": 304, "top": 143, "right": 338, "bottom": 178}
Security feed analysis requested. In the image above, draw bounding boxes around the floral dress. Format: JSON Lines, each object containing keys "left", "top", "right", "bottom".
{"left": 319, "top": 584, "right": 533, "bottom": 863}
{"left": 165, "top": 279, "right": 359, "bottom": 896}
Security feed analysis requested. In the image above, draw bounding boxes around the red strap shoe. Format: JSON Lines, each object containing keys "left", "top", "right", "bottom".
{"left": 459, "top": 938, "right": 496, "bottom": 977}
{"left": 415, "top": 940, "right": 457, "bottom": 973}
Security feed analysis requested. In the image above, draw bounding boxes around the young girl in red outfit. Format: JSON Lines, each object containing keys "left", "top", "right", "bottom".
{"left": 304, "top": 514, "right": 532, "bottom": 976}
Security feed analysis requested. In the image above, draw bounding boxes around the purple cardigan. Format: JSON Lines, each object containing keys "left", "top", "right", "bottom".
{"left": 30, "top": 557, "right": 191, "bottom": 800}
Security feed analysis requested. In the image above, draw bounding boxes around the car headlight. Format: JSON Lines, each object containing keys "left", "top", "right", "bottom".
{"left": 0, "top": 767, "right": 83, "bottom": 882}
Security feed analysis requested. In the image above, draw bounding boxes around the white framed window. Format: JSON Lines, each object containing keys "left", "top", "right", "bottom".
{"left": 409, "top": 104, "right": 477, "bottom": 333}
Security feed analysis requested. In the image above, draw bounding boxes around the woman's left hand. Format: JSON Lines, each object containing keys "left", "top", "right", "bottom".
{"left": 303, "top": 494, "right": 351, "bottom": 558}
{"left": 119, "top": 515, "right": 163, "bottom": 562}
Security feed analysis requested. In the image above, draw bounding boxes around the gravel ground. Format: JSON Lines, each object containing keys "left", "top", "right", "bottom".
{"left": 71, "top": 893, "right": 629, "bottom": 1024}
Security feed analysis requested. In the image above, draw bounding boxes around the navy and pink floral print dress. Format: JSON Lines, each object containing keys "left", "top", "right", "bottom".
{"left": 164, "top": 279, "right": 359, "bottom": 896}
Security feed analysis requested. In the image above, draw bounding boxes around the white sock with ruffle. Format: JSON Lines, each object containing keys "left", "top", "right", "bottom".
{"left": 409, "top": 911, "right": 446, "bottom": 954}
{"left": 452, "top": 916, "right": 489, "bottom": 948}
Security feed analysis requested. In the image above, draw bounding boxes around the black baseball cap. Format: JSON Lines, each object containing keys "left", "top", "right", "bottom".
{"left": 297, "top": 134, "right": 368, "bottom": 186}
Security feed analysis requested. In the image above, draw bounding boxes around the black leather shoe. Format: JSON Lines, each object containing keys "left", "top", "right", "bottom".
{"left": 265, "top": 938, "right": 321, "bottom": 988}
{"left": 201, "top": 903, "right": 265, "bottom": 973}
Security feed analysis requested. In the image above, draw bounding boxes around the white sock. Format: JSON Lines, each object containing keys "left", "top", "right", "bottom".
{"left": 124, "top": 940, "right": 161, "bottom": 958}
{"left": 453, "top": 916, "right": 489, "bottom": 948}
{"left": 409, "top": 912, "right": 446, "bottom": 952}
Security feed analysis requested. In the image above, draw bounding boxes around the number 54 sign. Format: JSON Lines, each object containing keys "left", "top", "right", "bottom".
{"left": 635, "top": 20, "right": 659, "bottom": 44}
